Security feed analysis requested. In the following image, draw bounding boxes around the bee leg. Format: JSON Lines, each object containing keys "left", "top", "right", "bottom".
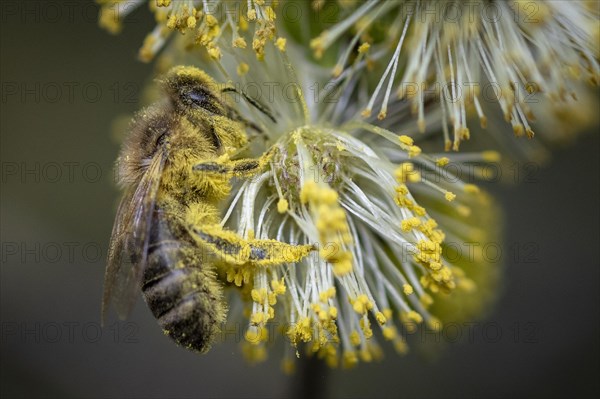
{"left": 188, "top": 223, "right": 315, "bottom": 266}
{"left": 193, "top": 149, "right": 274, "bottom": 180}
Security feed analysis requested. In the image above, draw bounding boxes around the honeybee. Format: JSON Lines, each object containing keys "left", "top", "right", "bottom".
{"left": 102, "top": 66, "right": 313, "bottom": 353}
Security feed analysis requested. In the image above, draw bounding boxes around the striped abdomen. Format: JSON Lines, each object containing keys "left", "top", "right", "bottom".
{"left": 141, "top": 208, "right": 225, "bottom": 353}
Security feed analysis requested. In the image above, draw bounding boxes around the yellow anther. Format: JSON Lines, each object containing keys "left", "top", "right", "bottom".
{"left": 342, "top": 351, "right": 358, "bottom": 368}
{"left": 360, "top": 318, "right": 373, "bottom": 338}
{"left": 319, "top": 292, "right": 329, "bottom": 303}
{"left": 359, "top": 348, "right": 373, "bottom": 362}
{"left": 407, "top": 310, "right": 423, "bottom": 324}
{"left": 186, "top": 16, "right": 197, "bottom": 28}
{"left": 236, "top": 62, "right": 249, "bottom": 76}
{"left": 270, "top": 278, "right": 286, "bottom": 295}
{"left": 445, "top": 191, "right": 456, "bottom": 201}
{"left": 328, "top": 307, "right": 338, "bottom": 319}
{"left": 250, "top": 288, "right": 267, "bottom": 303}
{"left": 482, "top": 150, "right": 501, "bottom": 162}
{"left": 408, "top": 145, "right": 422, "bottom": 158}
{"left": 427, "top": 317, "right": 443, "bottom": 331}
{"left": 205, "top": 14, "right": 218, "bottom": 27}
{"left": 245, "top": 326, "right": 263, "bottom": 343}
{"left": 403, "top": 284, "right": 414, "bottom": 295}
{"left": 395, "top": 162, "right": 421, "bottom": 183}
{"left": 299, "top": 180, "right": 316, "bottom": 204}
{"left": 429, "top": 261, "right": 442, "bottom": 271}
{"left": 250, "top": 312, "right": 265, "bottom": 325}
{"left": 358, "top": 42, "right": 370, "bottom": 54}
{"left": 318, "top": 310, "right": 328, "bottom": 321}
{"left": 275, "top": 37, "right": 287, "bottom": 52}
{"left": 375, "top": 311, "right": 387, "bottom": 325}
{"left": 264, "top": 6, "right": 276, "bottom": 21}
{"left": 399, "top": 135, "right": 414, "bottom": 146}
{"left": 333, "top": 259, "right": 353, "bottom": 276}
{"left": 420, "top": 293, "right": 434, "bottom": 307}
{"left": 383, "top": 308, "right": 393, "bottom": 319}
{"left": 395, "top": 184, "right": 409, "bottom": 196}
{"left": 277, "top": 198, "right": 289, "bottom": 213}
{"left": 458, "top": 277, "right": 477, "bottom": 292}
{"left": 464, "top": 184, "right": 480, "bottom": 194}
{"left": 352, "top": 294, "right": 372, "bottom": 315}
{"left": 352, "top": 299, "right": 366, "bottom": 314}
{"left": 436, "top": 157, "right": 450, "bottom": 166}
{"left": 393, "top": 339, "right": 409, "bottom": 354}
{"left": 383, "top": 326, "right": 397, "bottom": 340}
{"left": 232, "top": 37, "right": 247, "bottom": 48}
{"left": 238, "top": 15, "right": 249, "bottom": 31}
{"left": 413, "top": 205, "right": 426, "bottom": 216}
{"left": 207, "top": 46, "right": 222, "bottom": 60}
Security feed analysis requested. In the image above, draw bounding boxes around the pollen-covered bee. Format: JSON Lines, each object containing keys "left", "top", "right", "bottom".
{"left": 102, "top": 66, "right": 313, "bottom": 353}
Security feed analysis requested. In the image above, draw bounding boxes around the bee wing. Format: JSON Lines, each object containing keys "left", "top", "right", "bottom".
{"left": 102, "top": 152, "right": 166, "bottom": 324}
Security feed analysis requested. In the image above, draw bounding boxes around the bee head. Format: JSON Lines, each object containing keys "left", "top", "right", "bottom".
{"left": 160, "top": 66, "right": 251, "bottom": 152}
{"left": 162, "top": 66, "right": 228, "bottom": 117}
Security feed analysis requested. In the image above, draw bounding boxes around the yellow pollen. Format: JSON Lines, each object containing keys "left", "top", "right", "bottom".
{"left": 237, "top": 62, "right": 250, "bottom": 76}
{"left": 463, "top": 184, "right": 480, "bottom": 194}
{"left": 328, "top": 307, "right": 338, "bottom": 319}
{"left": 358, "top": 42, "right": 370, "bottom": 54}
{"left": 399, "top": 135, "right": 414, "bottom": 146}
{"left": 186, "top": 16, "right": 197, "bottom": 28}
{"left": 233, "top": 37, "right": 247, "bottom": 48}
{"left": 277, "top": 198, "right": 289, "bottom": 213}
{"left": 383, "top": 326, "right": 397, "bottom": 340}
{"left": 408, "top": 145, "right": 422, "bottom": 158}
{"left": 275, "top": 37, "right": 287, "bottom": 52}
{"left": 406, "top": 310, "right": 423, "bottom": 324}
{"left": 383, "top": 308, "right": 393, "bottom": 319}
{"left": 270, "top": 278, "right": 286, "bottom": 295}
{"left": 395, "top": 163, "right": 421, "bottom": 183}
{"left": 343, "top": 351, "right": 358, "bottom": 368}
{"left": 207, "top": 46, "right": 222, "bottom": 60}
{"left": 482, "top": 150, "right": 501, "bottom": 162}
{"left": 436, "top": 157, "right": 450, "bottom": 166}
{"left": 420, "top": 293, "right": 434, "bottom": 307}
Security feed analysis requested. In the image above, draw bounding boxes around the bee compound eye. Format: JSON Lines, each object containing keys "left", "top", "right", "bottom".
{"left": 183, "top": 87, "right": 210, "bottom": 107}
{"left": 181, "top": 87, "right": 223, "bottom": 116}
{"left": 187, "top": 90, "right": 205, "bottom": 105}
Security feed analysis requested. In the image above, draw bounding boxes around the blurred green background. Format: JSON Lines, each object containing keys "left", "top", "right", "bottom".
{"left": 1, "top": 1, "right": 599, "bottom": 398}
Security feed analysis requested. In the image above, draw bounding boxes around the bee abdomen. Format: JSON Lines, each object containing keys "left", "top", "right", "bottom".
{"left": 142, "top": 267, "right": 197, "bottom": 318}
{"left": 142, "top": 218, "right": 225, "bottom": 353}
{"left": 157, "top": 291, "right": 222, "bottom": 353}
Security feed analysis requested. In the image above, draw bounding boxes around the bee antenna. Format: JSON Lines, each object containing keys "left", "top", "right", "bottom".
{"left": 222, "top": 86, "right": 276, "bottom": 123}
